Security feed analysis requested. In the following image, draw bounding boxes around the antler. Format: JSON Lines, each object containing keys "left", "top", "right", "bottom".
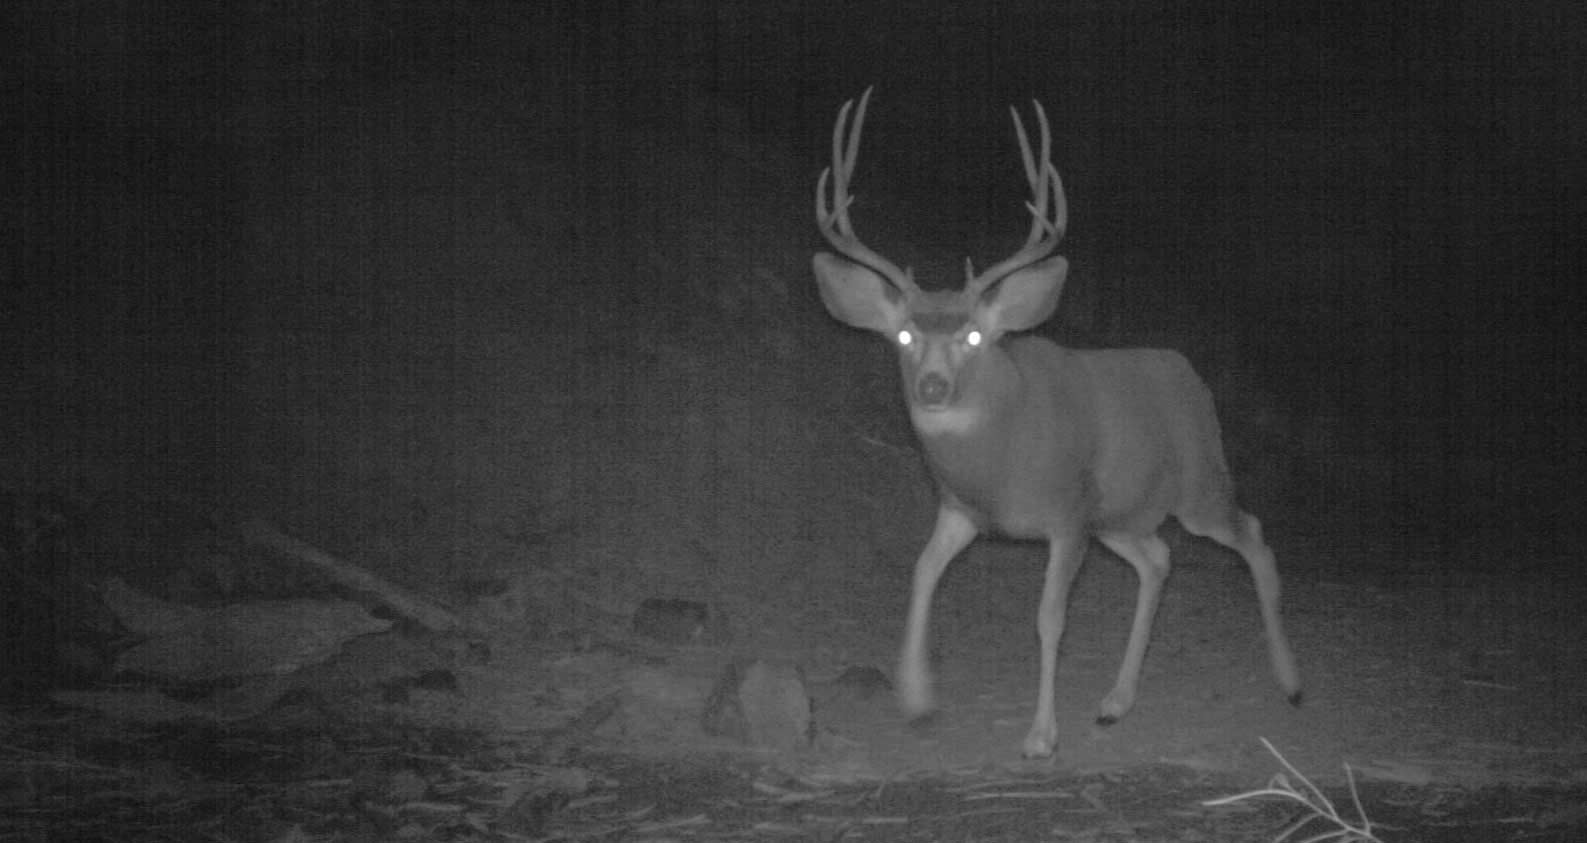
{"left": 965, "top": 100, "right": 1068, "bottom": 295}
{"left": 815, "top": 87, "right": 919, "bottom": 295}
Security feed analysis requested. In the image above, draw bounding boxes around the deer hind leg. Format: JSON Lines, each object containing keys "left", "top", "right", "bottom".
{"left": 1180, "top": 509, "right": 1302, "bottom": 705}
{"left": 1094, "top": 532, "right": 1171, "bottom": 724}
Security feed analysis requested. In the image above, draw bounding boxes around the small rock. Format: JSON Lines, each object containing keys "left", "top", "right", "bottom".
{"left": 632, "top": 598, "right": 718, "bottom": 644}
{"left": 832, "top": 665, "right": 892, "bottom": 701}
{"left": 701, "top": 659, "right": 811, "bottom": 752}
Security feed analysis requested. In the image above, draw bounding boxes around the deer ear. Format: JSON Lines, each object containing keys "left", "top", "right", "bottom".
{"left": 976, "top": 255, "right": 1067, "bottom": 334}
{"left": 813, "top": 252, "right": 908, "bottom": 335}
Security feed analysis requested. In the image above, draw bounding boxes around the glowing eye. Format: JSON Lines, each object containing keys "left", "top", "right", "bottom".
{"left": 897, "top": 329, "right": 913, "bottom": 347}
{"left": 966, "top": 330, "right": 983, "bottom": 347}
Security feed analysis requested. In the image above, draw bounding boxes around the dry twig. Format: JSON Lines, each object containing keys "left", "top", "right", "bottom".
{"left": 1202, "top": 737, "right": 1382, "bottom": 842}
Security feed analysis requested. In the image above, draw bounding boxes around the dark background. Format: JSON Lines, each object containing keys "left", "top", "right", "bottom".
{"left": 10, "top": 0, "right": 1585, "bottom": 575}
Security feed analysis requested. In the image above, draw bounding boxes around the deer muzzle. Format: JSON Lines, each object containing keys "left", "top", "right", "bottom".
{"left": 915, "top": 371, "right": 953, "bottom": 407}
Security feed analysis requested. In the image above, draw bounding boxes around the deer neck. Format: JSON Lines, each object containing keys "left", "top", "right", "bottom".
{"left": 909, "top": 340, "right": 1026, "bottom": 474}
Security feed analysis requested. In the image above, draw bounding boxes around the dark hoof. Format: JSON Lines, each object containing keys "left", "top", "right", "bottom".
{"left": 1287, "top": 690, "right": 1304, "bottom": 708}
{"left": 1095, "top": 713, "right": 1118, "bottom": 727}
{"left": 905, "top": 710, "right": 941, "bottom": 733}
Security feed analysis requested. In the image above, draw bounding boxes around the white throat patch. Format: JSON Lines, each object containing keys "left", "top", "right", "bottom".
{"left": 910, "top": 405, "right": 984, "bottom": 436}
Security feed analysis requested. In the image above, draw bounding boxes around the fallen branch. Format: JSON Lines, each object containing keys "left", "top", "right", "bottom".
{"left": 239, "top": 518, "right": 461, "bottom": 633}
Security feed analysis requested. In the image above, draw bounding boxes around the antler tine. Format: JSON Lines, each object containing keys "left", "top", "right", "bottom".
{"left": 967, "top": 99, "right": 1068, "bottom": 293}
{"left": 815, "top": 87, "right": 916, "bottom": 293}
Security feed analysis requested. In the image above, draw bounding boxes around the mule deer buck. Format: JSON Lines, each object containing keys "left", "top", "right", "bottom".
{"left": 812, "top": 89, "right": 1302, "bottom": 759}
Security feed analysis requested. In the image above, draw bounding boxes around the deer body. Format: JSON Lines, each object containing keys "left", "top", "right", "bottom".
{"left": 812, "top": 89, "right": 1300, "bottom": 759}
{"left": 920, "top": 346, "right": 1227, "bottom": 539}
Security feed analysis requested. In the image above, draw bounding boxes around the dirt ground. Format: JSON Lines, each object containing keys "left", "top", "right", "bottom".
{"left": 8, "top": 3, "right": 1585, "bottom": 840}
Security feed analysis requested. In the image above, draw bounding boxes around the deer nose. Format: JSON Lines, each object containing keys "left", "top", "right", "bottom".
{"left": 916, "top": 372, "right": 951, "bottom": 406}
